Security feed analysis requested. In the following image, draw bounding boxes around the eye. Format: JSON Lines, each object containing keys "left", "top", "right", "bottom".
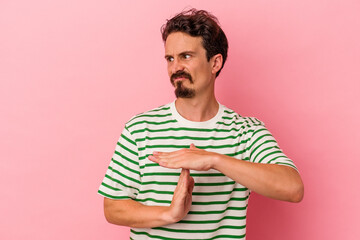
{"left": 183, "top": 54, "right": 191, "bottom": 59}
{"left": 166, "top": 56, "right": 174, "bottom": 62}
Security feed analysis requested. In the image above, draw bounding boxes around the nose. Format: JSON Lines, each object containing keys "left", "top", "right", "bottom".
{"left": 170, "top": 58, "right": 185, "bottom": 74}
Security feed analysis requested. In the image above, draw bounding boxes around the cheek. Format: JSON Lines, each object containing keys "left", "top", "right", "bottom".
{"left": 167, "top": 65, "right": 172, "bottom": 77}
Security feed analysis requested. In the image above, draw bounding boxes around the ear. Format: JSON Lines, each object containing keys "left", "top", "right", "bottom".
{"left": 211, "top": 53, "right": 223, "bottom": 75}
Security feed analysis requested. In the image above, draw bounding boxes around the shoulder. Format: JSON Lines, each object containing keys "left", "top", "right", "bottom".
{"left": 124, "top": 103, "right": 173, "bottom": 132}
{"left": 221, "top": 104, "right": 265, "bottom": 129}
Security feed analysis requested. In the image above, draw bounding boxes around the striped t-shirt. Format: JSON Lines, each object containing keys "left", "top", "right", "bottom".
{"left": 98, "top": 101, "right": 297, "bottom": 239}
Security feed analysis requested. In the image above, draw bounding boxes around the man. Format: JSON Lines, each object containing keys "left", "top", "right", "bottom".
{"left": 98, "top": 9, "right": 304, "bottom": 239}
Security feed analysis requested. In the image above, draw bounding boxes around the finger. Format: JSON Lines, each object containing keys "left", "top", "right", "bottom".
{"left": 154, "top": 149, "right": 188, "bottom": 158}
{"left": 148, "top": 154, "right": 159, "bottom": 164}
{"left": 181, "top": 168, "right": 190, "bottom": 186}
{"left": 181, "top": 169, "right": 193, "bottom": 194}
{"left": 190, "top": 143, "right": 205, "bottom": 152}
{"left": 187, "top": 176, "right": 195, "bottom": 195}
{"left": 177, "top": 168, "right": 188, "bottom": 188}
{"left": 174, "top": 169, "right": 189, "bottom": 201}
{"left": 148, "top": 154, "right": 173, "bottom": 168}
{"left": 179, "top": 168, "right": 186, "bottom": 180}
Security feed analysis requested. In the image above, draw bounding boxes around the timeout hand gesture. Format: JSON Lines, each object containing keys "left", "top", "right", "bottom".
{"left": 148, "top": 144, "right": 218, "bottom": 171}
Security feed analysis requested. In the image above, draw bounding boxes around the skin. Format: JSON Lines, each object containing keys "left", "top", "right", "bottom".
{"left": 165, "top": 32, "right": 223, "bottom": 122}
{"left": 104, "top": 31, "right": 304, "bottom": 228}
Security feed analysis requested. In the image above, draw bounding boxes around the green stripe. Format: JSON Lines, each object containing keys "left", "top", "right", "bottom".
{"left": 192, "top": 196, "right": 249, "bottom": 205}
{"left": 131, "top": 113, "right": 172, "bottom": 121}
{"left": 141, "top": 180, "right": 234, "bottom": 187}
{"left": 142, "top": 172, "right": 225, "bottom": 177}
{"left": 271, "top": 157, "right": 296, "bottom": 166}
{"left": 193, "top": 188, "right": 248, "bottom": 196}
{"left": 121, "top": 133, "right": 136, "bottom": 146}
{"left": 113, "top": 150, "right": 139, "bottom": 166}
{"left": 225, "top": 148, "right": 247, "bottom": 157}
{"left": 195, "top": 181, "right": 235, "bottom": 186}
{"left": 275, "top": 162, "right": 297, "bottom": 170}
{"left": 104, "top": 174, "right": 139, "bottom": 192}
{"left": 138, "top": 188, "right": 248, "bottom": 196}
{"left": 179, "top": 215, "right": 246, "bottom": 224}
{"left": 139, "top": 189, "right": 174, "bottom": 195}
{"left": 141, "top": 152, "right": 249, "bottom": 161}
{"left": 127, "top": 119, "right": 177, "bottom": 129}
{"left": 139, "top": 147, "right": 248, "bottom": 160}
{"left": 249, "top": 131, "right": 272, "bottom": 150}
{"left": 142, "top": 181, "right": 177, "bottom": 186}
{"left": 108, "top": 166, "right": 141, "bottom": 184}
{"left": 131, "top": 127, "right": 243, "bottom": 134}
{"left": 97, "top": 190, "right": 130, "bottom": 200}
{"left": 224, "top": 110, "right": 235, "bottom": 114}
{"left": 148, "top": 106, "right": 170, "bottom": 112}
{"left": 216, "top": 121, "right": 246, "bottom": 126}
{"left": 153, "top": 224, "right": 246, "bottom": 233}
{"left": 268, "top": 155, "right": 289, "bottom": 164}
{"left": 101, "top": 182, "right": 120, "bottom": 191}
{"left": 116, "top": 142, "right": 138, "bottom": 156}
{"left": 253, "top": 146, "right": 278, "bottom": 163}
{"left": 111, "top": 158, "right": 139, "bottom": 175}
{"left": 139, "top": 143, "right": 250, "bottom": 159}
{"left": 143, "top": 172, "right": 180, "bottom": 177}
{"left": 189, "top": 205, "right": 248, "bottom": 215}
{"left": 136, "top": 198, "right": 171, "bottom": 204}
{"left": 191, "top": 173, "right": 225, "bottom": 177}
{"left": 139, "top": 162, "right": 158, "bottom": 167}
{"left": 131, "top": 230, "right": 245, "bottom": 240}
{"left": 250, "top": 139, "right": 277, "bottom": 160}
{"left": 135, "top": 129, "right": 255, "bottom": 142}
{"left": 258, "top": 150, "right": 283, "bottom": 163}
{"left": 222, "top": 116, "right": 233, "bottom": 120}
{"left": 136, "top": 196, "right": 249, "bottom": 206}
{"left": 138, "top": 139, "right": 251, "bottom": 151}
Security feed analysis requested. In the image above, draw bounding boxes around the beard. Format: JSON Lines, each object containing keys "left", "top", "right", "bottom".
{"left": 171, "top": 70, "right": 195, "bottom": 98}
{"left": 174, "top": 81, "right": 195, "bottom": 98}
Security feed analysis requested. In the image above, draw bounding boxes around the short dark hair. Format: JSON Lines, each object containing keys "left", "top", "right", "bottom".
{"left": 161, "top": 9, "right": 228, "bottom": 77}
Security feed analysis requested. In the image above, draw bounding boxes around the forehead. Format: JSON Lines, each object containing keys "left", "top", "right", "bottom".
{"left": 165, "top": 32, "right": 204, "bottom": 55}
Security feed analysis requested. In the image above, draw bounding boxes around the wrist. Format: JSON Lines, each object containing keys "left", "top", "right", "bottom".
{"left": 210, "top": 152, "right": 222, "bottom": 170}
{"left": 160, "top": 206, "right": 178, "bottom": 225}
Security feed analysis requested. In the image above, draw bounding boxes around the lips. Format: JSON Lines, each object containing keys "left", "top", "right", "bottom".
{"left": 173, "top": 77, "right": 188, "bottom": 82}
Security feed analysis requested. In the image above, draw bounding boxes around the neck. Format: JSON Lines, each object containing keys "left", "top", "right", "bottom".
{"left": 175, "top": 94, "right": 219, "bottom": 122}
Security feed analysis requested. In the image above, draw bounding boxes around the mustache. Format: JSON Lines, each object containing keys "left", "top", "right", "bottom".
{"left": 170, "top": 70, "right": 193, "bottom": 84}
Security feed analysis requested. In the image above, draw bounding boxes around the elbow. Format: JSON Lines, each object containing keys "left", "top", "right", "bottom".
{"left": 103, "top": 200, "right": 125, "bottom": 226}
{"left": 104, "top": 207, "right": 116, "bottom": 224}
{"left": 288, "top": 180, "right": 304, "bottom": 203}
{"left": 104, "top": 201, "right": 134, "bottom": 227}
{"left": 104, "top": 207, "right": 128, "bottom": 226}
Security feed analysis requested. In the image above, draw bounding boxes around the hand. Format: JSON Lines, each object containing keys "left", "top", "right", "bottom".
{"left": 165, "top": 168, "right": 195, "bottom": 223}
{"left": 148, "top": 144, "right": 218, "bottom": 171}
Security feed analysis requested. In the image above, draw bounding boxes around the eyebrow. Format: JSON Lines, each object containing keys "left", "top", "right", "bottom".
{"left": 164, "top": 51, "right": 196, "bottom": 59}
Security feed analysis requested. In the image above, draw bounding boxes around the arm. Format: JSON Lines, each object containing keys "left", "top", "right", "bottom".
{"left": 212, "top": 154, "right": 303, "bottom": 202}
{"left": 103, "top": 169, "right": 195, "bottom": 228}
{"left": 149, "top": 144, "right": 304, "bottom": 203}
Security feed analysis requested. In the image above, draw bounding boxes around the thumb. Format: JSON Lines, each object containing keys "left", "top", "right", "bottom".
{"left": 190, "top": 143, "right": 197, "bottom": 149}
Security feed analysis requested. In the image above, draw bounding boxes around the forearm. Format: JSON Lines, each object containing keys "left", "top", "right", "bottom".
{"left": 149, "top": 147, "right": 304, "bottom": 202}
{"left": 212, "top": 154, "right": 304, "bottom": 202}
{"left": 103, "top": 169, "right": 193, "bottom": 228}
{"left": 104, "top": 198, "right": 174, "bottom": 228}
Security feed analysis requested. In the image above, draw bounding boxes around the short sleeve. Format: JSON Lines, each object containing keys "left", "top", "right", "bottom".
{"left": 248, "top": 125, "right": 298, "bottom": 171}
{"left": 98, "top": 127, "right": 141, "bottom": 199}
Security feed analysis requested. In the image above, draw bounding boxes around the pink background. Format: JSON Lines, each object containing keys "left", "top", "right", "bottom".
{"left": 1, "top": 0, "right": 359, "bottom": 239}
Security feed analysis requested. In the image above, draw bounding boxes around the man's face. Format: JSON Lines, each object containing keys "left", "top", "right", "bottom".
{"left": 165, "top": 32, "right": 215, "bottom": 98}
